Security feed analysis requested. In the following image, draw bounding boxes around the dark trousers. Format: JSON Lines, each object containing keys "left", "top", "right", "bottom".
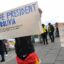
{"left": 49, "top": 32, "right": 54, "bottom": 42}
{"left": 56, "top": 31, "right": 59, "bottom": 37}
{"left": 0, "top": 51, "right": 5, "bottom": 61}
{"left": 41, "top": 33, "right": 48, "bottom": 45}
{"left": 5, "top": 47, "right": 8, "bottom": 54}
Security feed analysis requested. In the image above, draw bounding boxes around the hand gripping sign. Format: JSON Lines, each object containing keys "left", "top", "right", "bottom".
{"left": 0, "top": 2, "right": 42, "bottom": 39}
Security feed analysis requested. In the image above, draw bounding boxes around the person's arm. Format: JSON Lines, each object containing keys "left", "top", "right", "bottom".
{"left": 38, "top": 8, "right": 42, "bottom": 17}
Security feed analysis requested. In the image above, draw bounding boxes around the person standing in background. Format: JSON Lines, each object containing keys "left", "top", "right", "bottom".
{"left": 48, "top": 23, "right": 55, "bottom": 42}
{"left": 55, "top": 23, "right": 60, "bottom": 37}
{"left": 3, "top": 39, "right": 9, "bottom": 56}
{"left": 0, "top": 40, "right": 5, "bottom": 62}
{"left": 41, "top": 24, "right": 48, "bottom": 45}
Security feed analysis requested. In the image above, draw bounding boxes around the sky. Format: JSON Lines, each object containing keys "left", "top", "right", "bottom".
{"left": 0, "top": 0, "right": 64, "bottom": 25}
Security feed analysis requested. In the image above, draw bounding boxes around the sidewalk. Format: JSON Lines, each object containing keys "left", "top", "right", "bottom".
{"left": 1, "top": 37, "right": 64, "bottom": 64}
{"left": 0, "top": 51, "right": 16, "bottom": 64}
{"left": 35, "top": 37, "right": 61, "bottom": 64}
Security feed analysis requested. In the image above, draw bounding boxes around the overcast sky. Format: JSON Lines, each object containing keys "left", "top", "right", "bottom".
{"left": 0, "top": 0, "right": 64, "bottom": 25}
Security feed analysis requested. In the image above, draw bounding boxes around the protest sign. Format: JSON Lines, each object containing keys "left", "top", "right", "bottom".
{"left": 0, "top": 2, "right": 42, "bottom": 39}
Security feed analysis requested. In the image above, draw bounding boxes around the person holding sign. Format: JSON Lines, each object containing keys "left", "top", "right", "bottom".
{"left": 15, "top": 8, "right": 42, "bottom": 64}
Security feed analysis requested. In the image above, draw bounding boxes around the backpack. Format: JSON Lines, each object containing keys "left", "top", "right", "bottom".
{"left": 50, "top": 25, "right": 54, "bottom": 32}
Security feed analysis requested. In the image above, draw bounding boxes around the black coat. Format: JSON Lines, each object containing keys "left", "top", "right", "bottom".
{"left": 15, "top": 36, "right": 34, "bottom": 59}
{"left": 0, "top": 40, "right": 5, "bottom": 51}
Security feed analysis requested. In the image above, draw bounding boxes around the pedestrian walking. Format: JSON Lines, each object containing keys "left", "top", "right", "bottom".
{"left": 41, "top": 24, "right": 48, "bottom": 45}
{"left": 0, "top": 40, "right": 5, "bottom": 62}
{"left": 48, "top": 23, "right": 55, "bottom": 42}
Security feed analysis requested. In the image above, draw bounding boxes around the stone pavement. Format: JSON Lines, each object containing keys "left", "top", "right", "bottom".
{"left": 55, "top": 47, "right": 64, "bottom": 64}
{"left": 1, "top": 37, "right": 64, "bottom": 64}
{"left": 0, "top": 51, "right": 16, "bottom": 64}
{"left": 35, "top": 37, "right": 61, "bottom": 64}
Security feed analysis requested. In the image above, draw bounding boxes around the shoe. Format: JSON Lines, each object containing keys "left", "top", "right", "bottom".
{"left": 51, "top": 40, "right": 54, "bottom": 42}
{"left": 52, "top": 40, "right": 54, "bottom": 42}
{"left": 0, "top": 60, "right": 5, "bottom": 62}
{"left": 46, "top": 43, "right": 48, "bottom": 45}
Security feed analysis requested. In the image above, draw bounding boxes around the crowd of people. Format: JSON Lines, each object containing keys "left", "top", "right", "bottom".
{"left": 40, "top": 22, "right": 59, "bottom": 45}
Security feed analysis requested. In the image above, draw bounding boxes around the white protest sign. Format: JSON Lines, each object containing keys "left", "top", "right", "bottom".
{"left": 58, "top": 23, "right": 64, "bottom": 47}
{"left": 0, "top": 2, "right": 42, "bottom": 39}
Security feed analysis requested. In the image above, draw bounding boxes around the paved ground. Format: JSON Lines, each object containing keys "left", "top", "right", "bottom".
{"left": 1, "top": 37, "right": 64, "bottom": 64}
